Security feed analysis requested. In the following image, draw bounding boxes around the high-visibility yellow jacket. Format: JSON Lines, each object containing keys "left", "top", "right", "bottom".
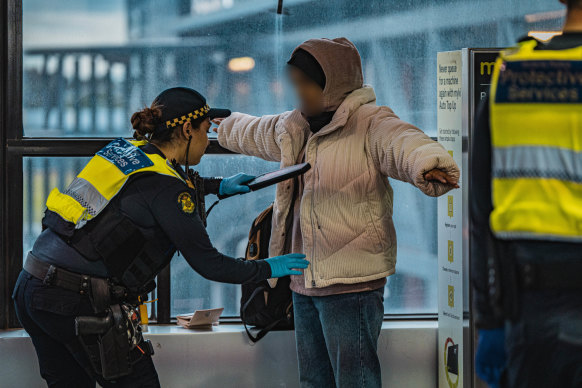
{"left": 45, "top": 138, "right": 184, "bottom": 230}
{"left": 489, "top": 39, "right": 582, "bottom": 242}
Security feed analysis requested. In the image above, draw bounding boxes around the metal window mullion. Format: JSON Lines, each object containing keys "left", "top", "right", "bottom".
{"left": 0, "top": 0, "right": 7, "bottom": 330}
{"left": 1, "top": 0, "right": 23, "bottom": 329}
{"left": 4, "top": 148, "right": 24, "bottom": 328}
{"left": 5, "top": 0, "right": 22, "bottom": 141}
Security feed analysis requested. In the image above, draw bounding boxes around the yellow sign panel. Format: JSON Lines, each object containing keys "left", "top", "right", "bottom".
{"left": 448, "top": 240, "right": 454, "bottom": 262}
{"left": 447, "top": 195, "right": 454, "bottom": 217}
{"left": 448, "top": 285, "right": 455, "bottom": 308}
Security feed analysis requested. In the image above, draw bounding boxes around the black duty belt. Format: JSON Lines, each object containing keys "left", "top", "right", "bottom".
{"left": 24, "top": 252, "right": 100, "bottom": 295}
{"left": 24, "top": 253, "right": 142, "bottom": 312}
{"left": 518, "top": 260, "right": 582, "bottom": 290}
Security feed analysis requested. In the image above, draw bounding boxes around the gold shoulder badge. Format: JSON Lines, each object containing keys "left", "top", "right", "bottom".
{"left": 177, "top": 192, "right": 195, "bottom": 214}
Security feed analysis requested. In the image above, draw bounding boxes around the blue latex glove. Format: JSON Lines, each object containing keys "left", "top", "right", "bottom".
{"left": 219, "top": 173, "right": 255, "bottom": 196}
{"left": 475, "top": 328, "right": 506, "bottom": 388}
{"left": 265, "top": 254, "right": 309, "bottom": 278}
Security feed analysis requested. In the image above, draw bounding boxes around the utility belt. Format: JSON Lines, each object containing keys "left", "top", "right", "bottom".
{"left": 488, "top": 242, "right": 582, "bottom": 322}
{"left": 517, "top": 260, "right": 582, "bottom": 291}
{"left": 24, "top": 252, "right": 154, "bottom": 380}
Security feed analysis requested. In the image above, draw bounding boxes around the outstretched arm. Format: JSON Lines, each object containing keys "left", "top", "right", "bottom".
{"left": 368, "top": 106, "right": 459, "bottom": 197}
{"left": 214, "top": 110, "right": 306, "bottom": 162}
{"left": 149, "top": 181, "right": 271, "bottom": 284}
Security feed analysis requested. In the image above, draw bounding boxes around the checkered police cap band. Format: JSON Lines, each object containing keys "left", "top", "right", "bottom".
{"left": 166, "top": 104, "right": 210, "bottom": 128}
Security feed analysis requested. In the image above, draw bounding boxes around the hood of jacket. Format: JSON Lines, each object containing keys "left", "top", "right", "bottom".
{"left": 290, "top": 37, "right": 364, "bottom": 112}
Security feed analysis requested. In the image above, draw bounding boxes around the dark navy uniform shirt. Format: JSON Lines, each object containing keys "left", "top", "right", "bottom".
{"left": 32, "top": 143, "right": 271, "bottom": 284}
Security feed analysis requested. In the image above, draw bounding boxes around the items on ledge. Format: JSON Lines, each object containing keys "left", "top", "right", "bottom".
{"left": 176, "top": 308, "right": 224, "bottom": 329}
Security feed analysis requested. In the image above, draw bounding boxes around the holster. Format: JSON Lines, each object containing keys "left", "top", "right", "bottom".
{"left": 75, "top": 304, "right": 138, "bottom": 380}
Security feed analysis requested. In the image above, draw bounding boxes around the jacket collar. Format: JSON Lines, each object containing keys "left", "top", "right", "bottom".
{"left": 280, "top": 85, "right": 377, "bottom": 162}
{"left": 306, "top": 85, "right": 376, "bottom": 138}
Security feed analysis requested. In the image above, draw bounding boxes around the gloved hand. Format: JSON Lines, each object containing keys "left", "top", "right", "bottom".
{"left": 475, "top": 328, "right": 506, "bottom": 388}
{"left": 265, "top": 254, "right": 309, "bottom": 278}
{"left": 219, "top": 173, "right": 255, "bottom": 196}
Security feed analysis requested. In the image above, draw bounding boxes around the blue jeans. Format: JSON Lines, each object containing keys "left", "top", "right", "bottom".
{"left": 12, "top": 270, "right": 160, "bottom": 388}
{"left": 292, "top": 288, "right": 385, "bottom": 388}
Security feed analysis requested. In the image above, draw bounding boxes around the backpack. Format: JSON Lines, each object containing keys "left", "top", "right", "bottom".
{"left": 240, "top": 204, "right": 295, "bottom": 342}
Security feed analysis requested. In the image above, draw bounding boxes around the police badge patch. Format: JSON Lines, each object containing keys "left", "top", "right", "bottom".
{"left": 177, "top": 192, "right": 195, "bottom": 214}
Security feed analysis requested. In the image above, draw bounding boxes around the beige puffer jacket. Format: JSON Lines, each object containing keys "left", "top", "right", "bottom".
{"left": 217, "top": 38, "right": 459, "bottom": 288}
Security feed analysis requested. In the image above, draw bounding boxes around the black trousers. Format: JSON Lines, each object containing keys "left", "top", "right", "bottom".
{"left": 12, "top": 270, "right": 161, "bottom": 388}
{"left": 504, "top": 289, "right": 582, "bottom": 388}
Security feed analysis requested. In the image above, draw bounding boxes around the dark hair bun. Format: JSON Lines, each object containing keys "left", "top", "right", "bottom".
{"left": 131, "top": 104, "right": 163, "bottom": 140}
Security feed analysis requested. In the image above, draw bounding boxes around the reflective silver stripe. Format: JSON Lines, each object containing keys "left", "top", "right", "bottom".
{"left": 494, "top": 231, "right": 582, "bottom": 243}
{"left": 492, "top": 146, "right": 582, "bottom": 183}
{"left": 64, "top": 177, "right": 108, "bottom": 217}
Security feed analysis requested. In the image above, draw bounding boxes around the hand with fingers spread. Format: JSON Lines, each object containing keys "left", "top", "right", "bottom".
{"left": 265, "top": 253, "right": 309, "bottom": 278}
{"left": 424, "top": 168, "right": 460, "bottom": 189}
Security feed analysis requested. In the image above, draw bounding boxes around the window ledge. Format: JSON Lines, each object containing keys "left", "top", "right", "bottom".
{"left": 150, "top": 319, "right": 437, "bottom": 335}
{"left": 0, "top": 320, "right": 438, "bottom": 387}
{"left": 0, "top": 320, "right": 437, "bottom": 339}
{"left": 0, "top": 320, "right": 438, "bottom": 339}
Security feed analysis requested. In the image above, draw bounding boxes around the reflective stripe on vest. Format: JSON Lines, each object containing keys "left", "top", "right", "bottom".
{"left": 46, "top": 138, "right": 184, "bottom": 228}
{"left": 492, "top": 146, "right": 582, "bottom": 183}
{"left": 489, "top": 39, "right": 582, "bottom": 242}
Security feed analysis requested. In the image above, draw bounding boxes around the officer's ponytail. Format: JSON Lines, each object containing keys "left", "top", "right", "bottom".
{"left": 131, "top": 102, "right": 205, "bottom": 143}
{"left": 131, "top": 104, "right": 163, "bottom": 141}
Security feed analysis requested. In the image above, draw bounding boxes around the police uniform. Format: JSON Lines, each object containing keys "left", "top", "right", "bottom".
{"left": 471, "top": 33, "right": 582, "bottom": 388}
{"left": 12, "top": 91, "right": 272, "bottom": 387}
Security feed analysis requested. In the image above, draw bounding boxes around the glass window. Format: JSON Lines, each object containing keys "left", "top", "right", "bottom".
{"left": 23, "top": 0, "right": 564, "bottom": 138}
{"left": 22, "top": 155, "right": 435, "bottom": 316}
{"left": 22, "top": 0, "right": 565, "bottom": 317}
{"left": 385, "top": 180, "right": 438, "bottom": 314}
{"left": 170, "top": 155, "right": 279, "bottom": 317}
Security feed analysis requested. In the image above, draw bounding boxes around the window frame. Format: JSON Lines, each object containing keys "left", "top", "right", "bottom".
{"left": 1, "top": 0, "right": 439, "bottom": 329}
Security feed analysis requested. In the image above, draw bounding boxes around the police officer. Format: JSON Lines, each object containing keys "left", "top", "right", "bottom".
{"left": 12, "top": 87, "right": 309, "bottom": 388}
{"left": 471, "top": 1, "right": 582, "bottom": 387}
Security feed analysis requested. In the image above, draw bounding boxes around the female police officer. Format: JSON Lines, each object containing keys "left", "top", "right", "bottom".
{"left": 12, "top": 87, "right": 308, "bottom": 388}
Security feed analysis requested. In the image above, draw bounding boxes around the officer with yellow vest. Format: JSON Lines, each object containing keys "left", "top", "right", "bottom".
{"left": 471, "top": 1, "right": 582, "bottom": 387}
{"left": 12, "top": 87, "right": 309, "bottom": 387}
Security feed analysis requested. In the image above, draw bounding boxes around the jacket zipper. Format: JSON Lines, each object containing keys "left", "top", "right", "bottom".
{"left": 314, "top": 166, "right": 322, "bottom": 229}
{"left": 309, "top": 141, "right": 319, "bottom": 287}
{"left": 305, "top": 124, "right": 335, "bottom": 288}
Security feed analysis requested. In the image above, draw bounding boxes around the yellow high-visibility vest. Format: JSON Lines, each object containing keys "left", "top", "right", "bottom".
{"left": 46, "top": 138, "right": 184, "bottom": 228}
{"left": 489, "top": 39, "right": 582, "bottom": 242}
